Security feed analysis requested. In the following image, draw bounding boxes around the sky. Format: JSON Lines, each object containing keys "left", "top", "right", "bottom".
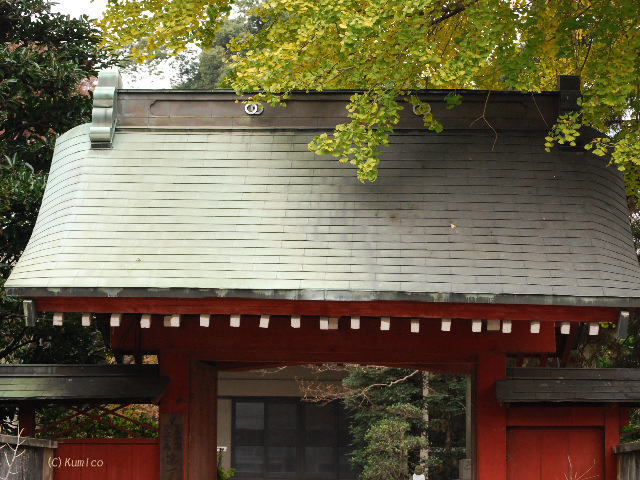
{"left": 51, "top": 0, "right": 178, "bottom": 88}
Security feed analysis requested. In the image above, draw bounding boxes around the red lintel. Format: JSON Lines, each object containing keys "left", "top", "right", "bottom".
{"left": 33, "top": 297, "right": 620, "bottom": 323}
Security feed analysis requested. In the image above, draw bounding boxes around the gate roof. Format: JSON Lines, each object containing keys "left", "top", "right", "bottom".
{"left": 6, "top": 71, "right": 640, "bottom": 308}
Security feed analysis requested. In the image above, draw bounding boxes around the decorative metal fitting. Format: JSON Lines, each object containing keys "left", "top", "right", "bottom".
{"left": 412, "top": 103, "right": 431, "bottom": 115}
{"left": 90, "top": 69, "right": 122, "bottom": 148}
{"left": 244, "top": 102, "right": 264, "bottom": 115}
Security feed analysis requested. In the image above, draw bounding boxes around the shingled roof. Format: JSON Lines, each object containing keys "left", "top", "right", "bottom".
{"left": 6, "top": 73, "right": 640, "bottom": 307}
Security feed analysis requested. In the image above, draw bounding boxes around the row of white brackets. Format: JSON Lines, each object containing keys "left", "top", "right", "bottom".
{"left": 48, "top": 313, "right": 621, "bottom": 336}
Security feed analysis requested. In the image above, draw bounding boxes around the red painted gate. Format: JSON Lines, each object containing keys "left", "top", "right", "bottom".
{"left": 53, "top": 438, "right": 159, "bottom": 480}
{"left": 507, "top": 427, "right": 604, "bottom": 480}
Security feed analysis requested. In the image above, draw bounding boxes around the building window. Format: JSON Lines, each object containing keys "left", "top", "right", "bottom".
{"left": 232, "top": 398, "right": 356, "bottom": 480}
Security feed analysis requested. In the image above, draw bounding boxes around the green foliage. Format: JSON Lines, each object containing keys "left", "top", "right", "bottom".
{"left": 309, "top": 92, "right": 401, "bottom": 182}
{"left": 360, "top": 415, "right": 425, "bottom": 480}
{"left": 173, "top": 1, "right": 263, "bottom": 89}
{"left": 0, "top": 0, "right": 118, "bottom": 170}
{"left": 217, "top": 451, "right": 236, "bottom": 480}
{"left": 343, "top": 368, "right": 466, "bottom": 480}
{"left": 101, "top": 0, "right": 640, "bottom": 192}
{"left": 544, "top": 112, "right": 582, "bottom": 150}
{"left": 0, "top": 0, "right": 118, "bottom": 431}
{"left": 37, "top": 404, "right": 158, "bottom": 439}
{"left": 0, "top": 155, "right": 46, "bottom": 268}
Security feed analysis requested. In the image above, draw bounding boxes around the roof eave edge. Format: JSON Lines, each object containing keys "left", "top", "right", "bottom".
{"left": 6, "top": 287, "right": 640, "bottom": 309}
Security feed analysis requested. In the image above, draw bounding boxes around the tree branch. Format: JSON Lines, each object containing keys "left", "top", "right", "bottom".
{"left": 428, "top": 1, "right": 478, "bottom": 27}
{"left": 0, "top": 327, "right": 34, "bottom": 361}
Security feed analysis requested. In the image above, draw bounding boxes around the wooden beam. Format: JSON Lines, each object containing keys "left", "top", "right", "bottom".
{"left": 140, "top": 314, "right": 151, "bottom": 329}
{"left": 319, "top": 317, "right": 338, "bottom": 330}
{"left": 441, "top": 318, "right": 452, "bottom": 332}
{"left": 111, "top": 316, "right": 557, "bottom": 364}
{"left": 33, "top": 296, "right": 623, "bottom": 323}
{"left": 23, "top": 300, "right": 36, "bottom": 326}
{"left": 410, "top": 318, "right": 420, "bottom": 333}
{"left": 163, "top": 314, "right": 180, "bottom": 328}
{"left": 18, "top": 406, "right": 36, "bottom": 437}
{"left": 487, "top": 319, "right": 500, "bottom": 331}
{"left": 110, "top": 313, "right": 121, "bottom": 327}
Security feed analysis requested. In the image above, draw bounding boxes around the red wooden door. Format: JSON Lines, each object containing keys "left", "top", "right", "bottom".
{"left": 507, "top": 427, "right": 604, "bottom": 480}
{"left": 54, "top": 439, "right": 159, "bottom": 480}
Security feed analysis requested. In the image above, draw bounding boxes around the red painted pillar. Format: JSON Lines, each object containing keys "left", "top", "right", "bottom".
{"left": 474, "top": 351, "right": 507, "bottom": 480}
{"left": 18, "top": 405, "right": 36, "bottom": 437}
{"left": 604, "top": 405, "right": 621, "bottom": 480}
{"left": 159, "top": 350, "right": 189, "bottom": 480}
{"left": 188, "top": 359, "right": 218, "bottom": 480}
{"left": 159, "top": 350, "right": 218, "bottom": 480}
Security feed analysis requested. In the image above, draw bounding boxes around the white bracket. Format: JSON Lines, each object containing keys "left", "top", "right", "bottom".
{"left": 90, "top": 69, "right": 122, "bottom": 148}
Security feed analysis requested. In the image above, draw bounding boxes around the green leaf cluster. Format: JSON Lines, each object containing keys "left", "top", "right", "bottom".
{"left": 0, "top": 0, "right": 119, "bottom": 432}
{"left": 37, "top": 404, "right": 158, "bottom": 439}
{"left": 343, "top": 367, "right": 466, "bottom": 480}
{"left": 101, "top": 0, "right": 640, "bottom": 193}
{"left": 0, "top": 0, "right": 118, "bottom": 170}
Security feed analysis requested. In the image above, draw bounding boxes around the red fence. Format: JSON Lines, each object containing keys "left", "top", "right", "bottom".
{"left": 53, "top": 438, "right": 159, "bottom": 480}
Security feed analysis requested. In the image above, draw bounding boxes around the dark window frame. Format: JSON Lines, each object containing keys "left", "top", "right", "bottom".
{"left": 231, "top": 397, "right": 355, "bottom": 480}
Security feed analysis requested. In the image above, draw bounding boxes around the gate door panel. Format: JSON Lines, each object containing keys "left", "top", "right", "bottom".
{"left": 507, "top": 427, "right": 604, "bottom": 480}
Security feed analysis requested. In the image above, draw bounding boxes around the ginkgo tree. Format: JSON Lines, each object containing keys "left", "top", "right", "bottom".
{"left": 99, "top": 0, "right": 640, "bottom": 194}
